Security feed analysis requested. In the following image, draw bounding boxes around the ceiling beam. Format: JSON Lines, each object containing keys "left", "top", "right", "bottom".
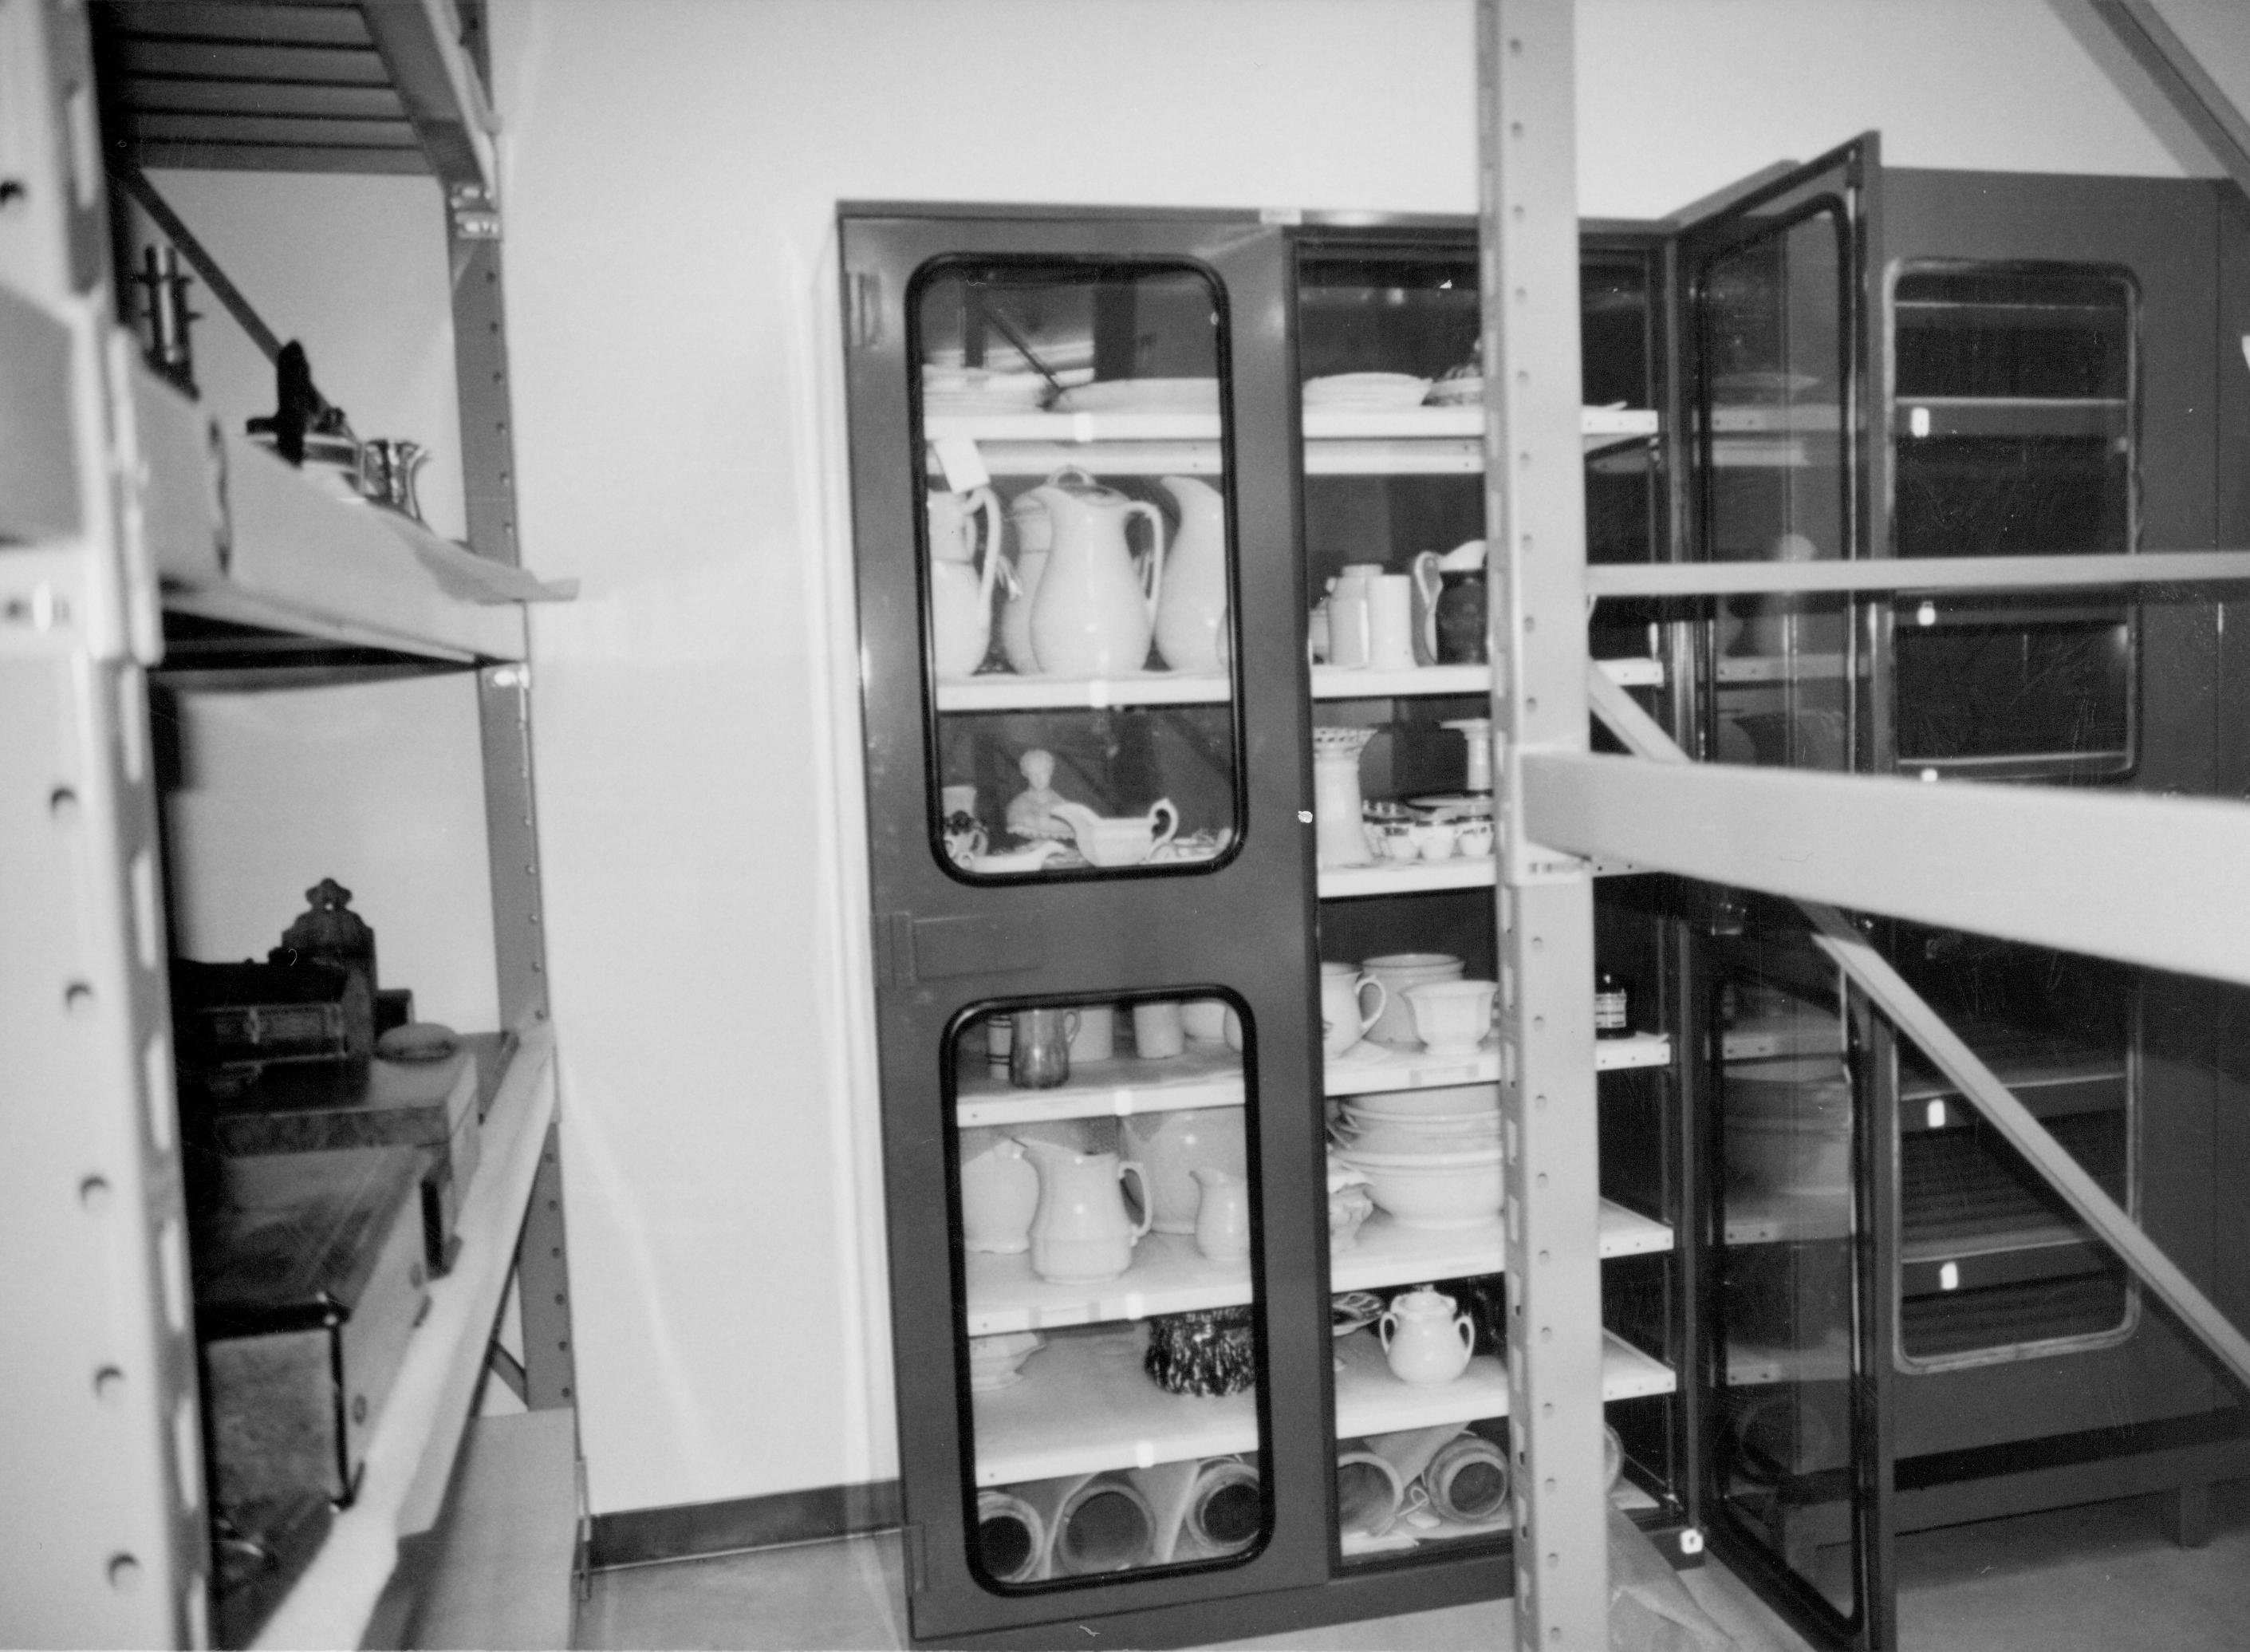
{"left": 2092, "top": 1, "right": 2250, "bottom": 202}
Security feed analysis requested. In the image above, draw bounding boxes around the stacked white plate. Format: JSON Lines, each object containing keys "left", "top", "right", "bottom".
{"left": 921, "top": 365, "right": 1054, "bottom": 415}
{"left": 1330, "top": 1114, "right": 1504, "bottom": 1230}
{"left": 1302, "top": 372, "right": 1434, "bottom": 410}
{"left": 1427, "top": 373, "right": 1484, "bottom": 406}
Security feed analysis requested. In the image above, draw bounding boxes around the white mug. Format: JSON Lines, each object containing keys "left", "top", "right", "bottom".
{"left": 1181, "top": 998, "right": 1230, "bottom": 1043}
{"left": 1068, "top": 1003, "right": 1117, "bottom": 1063}
{"left": 1327, "top": 563, "right": 1383, "bottom": 668}
{"left": 1365, "top": 574, "right": 1417, "bottom": 671}
{"left": 1319, "top": 962, "right": 1386, "bottom": 1059}
{"left": 1133, "top": 1000, "right": 1185, "bottom": 1059}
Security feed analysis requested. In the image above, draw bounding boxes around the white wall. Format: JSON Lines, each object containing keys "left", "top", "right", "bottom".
{"left": 485, "top": 0, "right": 2232, "bottom": 1516}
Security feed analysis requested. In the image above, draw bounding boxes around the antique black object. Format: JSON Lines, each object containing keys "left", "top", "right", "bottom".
{"left": 194, "top": 1145, "right": 430, "bottom": 1508}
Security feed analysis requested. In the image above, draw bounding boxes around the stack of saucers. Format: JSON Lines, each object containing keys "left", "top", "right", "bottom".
{"left": 1330, "top": 1085, "right": 1504, "bottom": 1230}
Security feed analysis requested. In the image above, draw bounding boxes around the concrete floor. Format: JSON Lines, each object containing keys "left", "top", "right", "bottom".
{"left": 577, "top": 1480, "right": 2250, "bottom": 1650}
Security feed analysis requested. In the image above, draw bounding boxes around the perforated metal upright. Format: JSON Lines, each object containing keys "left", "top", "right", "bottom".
{"left": 1, "top": 2, "right": 207, "bottom": 1643}
{"left": 1478, "top": 2, "right": 1611, "bottom": 1646}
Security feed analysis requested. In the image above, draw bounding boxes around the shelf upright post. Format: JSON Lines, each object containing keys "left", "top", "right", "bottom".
{"left": 447, "top": 175, "right": 580, "bottom": 1429}
{"left": 1, "top": 5, "right": 206, "bottom": 1645}
{"left": 1479, "top": 2, "right": 1610, "bottom": 1645}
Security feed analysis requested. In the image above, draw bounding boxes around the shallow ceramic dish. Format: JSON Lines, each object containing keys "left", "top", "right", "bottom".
{"left": 1346, "top": 1082, "right": 1500, "bottom": 1117}
{"left": 1337, "top": 1122, "right": 1503, "bottom": 1161}
{"left": 1330, "top": 1290, "right": 1385, "bottom": 1338}
{"left": 967, "top": 1330, "right": 1046, "bottom": 1390}
{"left": 1302, "top": 372, "right": 1434, "bottom": 409}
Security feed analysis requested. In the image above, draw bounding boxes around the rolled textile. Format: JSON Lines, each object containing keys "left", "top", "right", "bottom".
{"left": 1184, "top": 1457, "right": 1263, "bottom": 1556}
{"left": 1053, "top": 1473, "right": 1157, "bottom": 1575}
{"left": 975, "top": 1488, "right": 1046, "bottom": 1584}
{"left": 1423, "top": 1428, "right": 1511, "bottom": 1524}
{"left": 1334, "top": 1441, "right": 1408, "bottom": 1538}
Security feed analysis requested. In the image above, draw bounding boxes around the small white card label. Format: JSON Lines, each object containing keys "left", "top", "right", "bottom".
{"left": 932, "top": 435, "right": 989, "bottom": 491}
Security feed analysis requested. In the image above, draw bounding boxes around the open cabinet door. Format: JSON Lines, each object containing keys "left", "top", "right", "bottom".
{"left": 1670, "top": 136, "right": 1900, "bottom": 1650}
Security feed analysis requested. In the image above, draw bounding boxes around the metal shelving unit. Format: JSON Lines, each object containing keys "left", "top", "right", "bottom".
{"left": 1, "top": 4, "right": 575, "bottom": 1645}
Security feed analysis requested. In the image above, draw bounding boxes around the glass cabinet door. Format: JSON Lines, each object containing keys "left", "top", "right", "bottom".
{"left": 1294, "top": 230, "right": 1685, "bottom": 1570}
{"left": 1674, "top": 138, "right": 1895, "bottom": 1651}
{"left": 841, "top": 211, "right": 1326, "bottom": 1641}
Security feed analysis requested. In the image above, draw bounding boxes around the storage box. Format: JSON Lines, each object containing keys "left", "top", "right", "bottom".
{"left": 198, "top": 1046, "right": 481, "bottom": 1275}
{"left": 195, "top": 1145, "right": 431, "bottom": 1508}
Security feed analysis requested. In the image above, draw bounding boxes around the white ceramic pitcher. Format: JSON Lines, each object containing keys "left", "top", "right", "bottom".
{"left": 928, "top": 486, "right": 1006, "bottom": 678}
{"left": 1015, "top": 467, "right": 1164, "bottom": 676}
{"left": 1023, "top": 1138, "right": 1153, "bottom": 1283}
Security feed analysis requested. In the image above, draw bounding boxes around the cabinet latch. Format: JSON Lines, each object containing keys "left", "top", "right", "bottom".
{"left": 848, "top": 273, "right": 882, "bottom": 349}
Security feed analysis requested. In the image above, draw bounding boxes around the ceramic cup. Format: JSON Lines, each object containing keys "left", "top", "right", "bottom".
{"left": 1365, "top": 574, "right": 1417, "bottom": 670}
{"left": 1181, "top": 998, "right": 1230, "bottom": 1043}
{"left": 1456, "top": 818, "right": 1494, "bottom": 858}
{"left": 1133, "top": 999, "right": 1185, "bottom": 1059}
{"left": 1407, "top": 819, "right": 1458, "bottom": 861}
{"left": 1224, "top": 1005, "right": 1245, "bottom": 1052}
{"left": 1319, "top": 961, "right": 1387, "bottom": 1059}
{"left": 1068, "top": 1003, "right": 1117, "bottom": 1064}
{"left": 1404, "top": 979, "right": 1499, "bottom": 1057}
{"left": 940, "top": 783, "right": 978, "bottom": 816}
{"left": 1362, "top": 953, "right": 1464, "bottom": 1047}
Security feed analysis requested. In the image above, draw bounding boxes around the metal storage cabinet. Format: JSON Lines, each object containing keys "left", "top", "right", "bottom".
{"left": 834, "top": 184, "right": 1703, "bottom": 1643}
{"left": 1, "top": 3, "right": 578, "bottom": 1644}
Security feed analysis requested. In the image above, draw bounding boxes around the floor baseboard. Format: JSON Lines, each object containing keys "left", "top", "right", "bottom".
{"left": 588, "top": 1480, "right": 901, "bottom": 1571}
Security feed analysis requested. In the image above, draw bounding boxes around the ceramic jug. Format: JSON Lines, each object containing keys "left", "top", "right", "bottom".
{"left": 1192, "top": 1166, "right": 1251, "bottom": 1261}
{"left": 997, "top": 546, "right": 1047, "bottom": 673}
{"left": 1010, "top": 1005, "right": 1080, "bottom": 1090}
{"left": 1326, "top": 562, "right": 1384, "bottom": 669}
{"left": 1047, "top": 798, "right": 1180, "bottom": 867}
{"left": 1153, "top": 475, "right": 1228, "bottom": 673}
{"left": 1410, "top": 540, "right": 1488, "bottom": 665}
{"left": 1022, "top": 1138, "right": 1153, "bottom": 1283}
{"left": 928, "top": 486, "right": 1007, "bottom": 679}
{"left": 1015, "top": 467, "right": 1164, "bottom": 676}
{"left": 1318, "top": 961, "right": 1387, "bottom": 1059}
{"left": 1122, "top": 1107, "right": 1247, "bottom": 1234}
{"left": 959, "top": 1134, "right": 1041, "bottom": 1254}
{"left": 1378, "top": 1287, "right": 1476, "bottom": 1386}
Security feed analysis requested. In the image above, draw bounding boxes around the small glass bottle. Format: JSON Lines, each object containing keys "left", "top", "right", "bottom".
{"left": 1594, "top": 969, "right": 1633, "bottom": 1039}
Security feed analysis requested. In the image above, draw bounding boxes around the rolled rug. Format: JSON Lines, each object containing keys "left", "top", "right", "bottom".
{"left": 1183, "top": 1457, "right": 1263, "bottom": 1557}
{"left": 1052, "top": 1473, "right": 1158, "bottom": 1575}
{"left": 1423, "top": 1428, "right": 1511, "bottom": 1524}
{"left": 1334, "top": 1441, "right": 1408, "bottom": 1538}
{"left": 975, "top": 1488, "right": 1047, "bottom": 1585}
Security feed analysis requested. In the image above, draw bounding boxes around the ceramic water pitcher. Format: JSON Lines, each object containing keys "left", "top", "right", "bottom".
{"left": 1009, "top": 1006, "right": 1079, "bottom": 1089}
{"left": 928, "top": 486, "right": 1007, "bottom": 678}
{"left": 1378, "top": 1287, "right": 1476, "bottom": 1386}
{"left": 1122, "top": 1107, "right": 1247, "bottom": 1234}
{"left": 1192, "top": 1166, "right": 1251, "bottom": 1262}
{"left": 959, "top": 1134, "right": 1040, "bottom": 1254}
{"left": 1015, "top": 467, "right": 1164, "bottom": 676}
{"left": 1022, "top": 1138, "right": 1153, "bottom": 1283}
{"left": 1153, "top": 475, "right": 1228, "bottom": 672}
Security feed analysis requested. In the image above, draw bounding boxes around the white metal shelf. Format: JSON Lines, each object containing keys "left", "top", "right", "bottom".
{"left": 144, "top": 384, "right": 561, "bottom": 664}
{"left": 1312, "top": 656, "right": 1661, "bottom": 700}
{"left": 1319, "top": 858, "right": 1497, "bottom": 898}
{"left": 956, "top": 1045, "right": 1243, "bottom": 1127}
{"left": 252, "top": 1025, "right": 558, "bottom": 1650}
{"left": 1720, "top": 1193, "right": 1854, "bottom": 1248}
{"left": 966, "top": 1200, "right": 1677, "bottom": 1335}
{"left": 934, "top": 670, "right": 1228, "bottom": 712}
{"left": 973, "top": 1323, "right": 1673, "bottom": 1486}
{"left": 1325, "top": 1031, "right": 1670, "bottom": 1096}
{"left": 921, "top": 405, "right": 1658, "bottom": 478}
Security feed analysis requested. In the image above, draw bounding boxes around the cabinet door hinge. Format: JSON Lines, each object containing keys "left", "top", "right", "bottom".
{"left": 847, "top": 272, "right": 882, "bottom": 349}
{"left": 900, "top": 1521, "right": 928, "bottom": 1595}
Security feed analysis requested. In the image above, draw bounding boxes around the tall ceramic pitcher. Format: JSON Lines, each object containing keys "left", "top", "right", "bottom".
{"left": 928, "top": 487, "right": 1004, "bottom": 678}
{"left": 1154, "top": 475, "right": 1228, "bottom": 672}
{"left": 1022, "top": 1137, "right": 1152, "bottom": 1283}
{"left": 1017, "top": 467, "right": 1164, "bottom": 677}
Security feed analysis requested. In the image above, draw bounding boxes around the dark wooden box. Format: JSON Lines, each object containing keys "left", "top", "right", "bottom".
{"left": 195, "top": 1145, "right": 431, "bottom": 1508}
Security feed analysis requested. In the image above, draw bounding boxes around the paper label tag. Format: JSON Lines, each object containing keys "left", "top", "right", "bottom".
{"left": 932, "top": 435, "right": 989, "bottom": 491}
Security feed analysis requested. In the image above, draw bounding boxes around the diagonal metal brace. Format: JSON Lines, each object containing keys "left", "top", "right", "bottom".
{"left": 1585, "top": 663, "right": 2250, "bottom": 1398}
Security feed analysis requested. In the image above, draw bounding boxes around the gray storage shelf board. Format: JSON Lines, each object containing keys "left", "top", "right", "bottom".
{"left": 92, "top": 1, "right": 494, "bottom": 185}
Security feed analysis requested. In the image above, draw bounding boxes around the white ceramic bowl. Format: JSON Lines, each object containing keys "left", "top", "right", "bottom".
{"left": 967, "top": 1331, "right": 1046, "bottom": 1390}
{"left": 1346, "top": 1082, "right": 1500, "bottom": 1118}
{"left": 1338, "top": 1115, "right": 1501, "bottom": 1152}
{"left": 1336, "top": 1152, "right": 1505, "bottom": 1230}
